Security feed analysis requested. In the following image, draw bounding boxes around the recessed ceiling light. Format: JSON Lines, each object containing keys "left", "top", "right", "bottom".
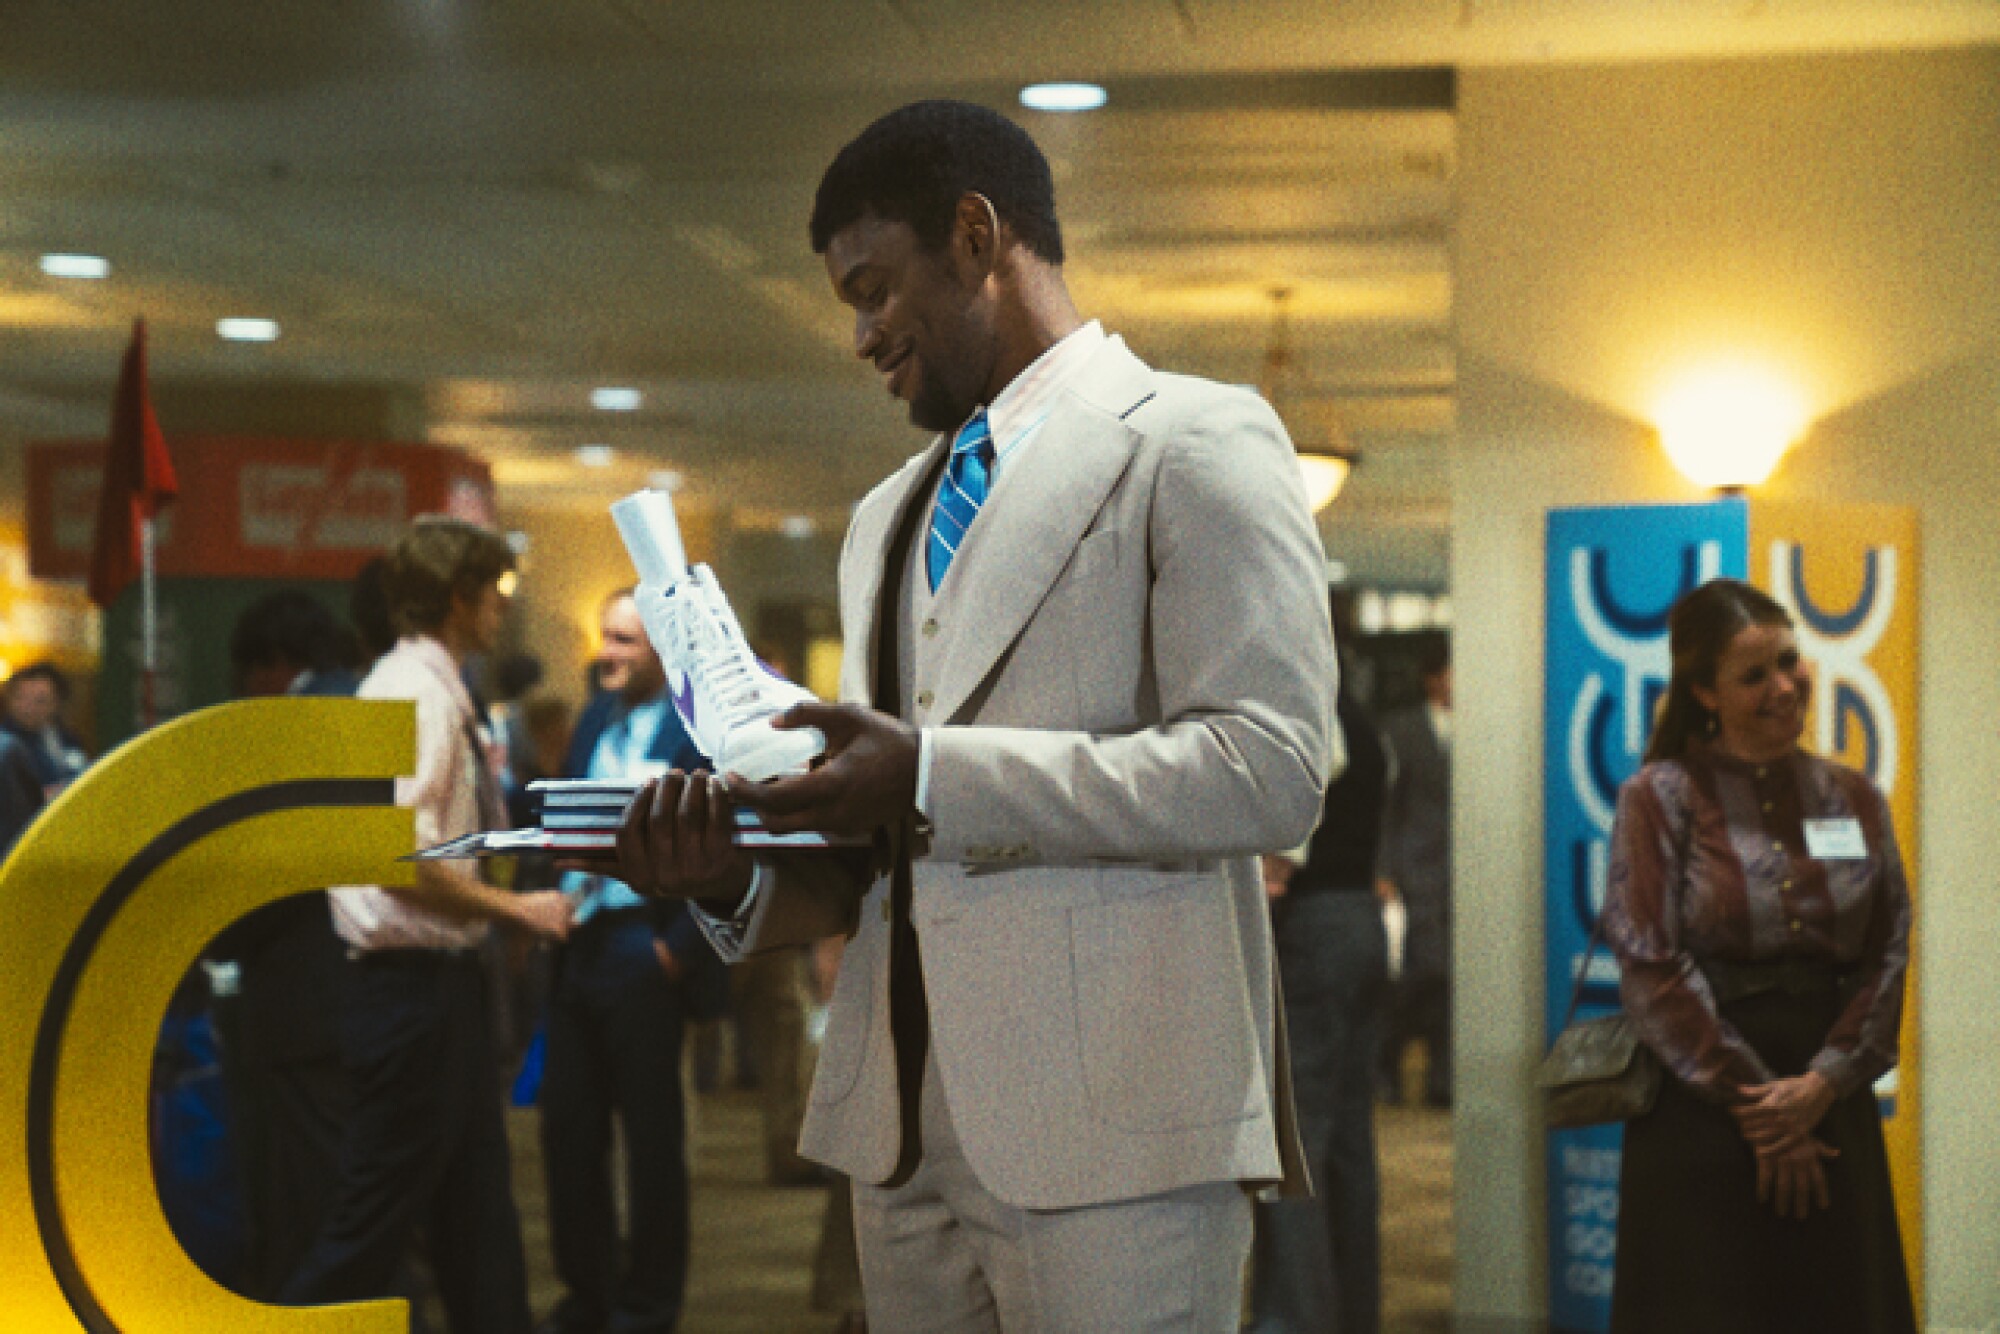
{"left": 648, "top": 469, "right": 685, "bottom": 493}
{"left": 40, "top": 253, "right": 110, "bottom": 279}
{"left": 591, "top": 386, "right": 642, "bottom": 411}
{"left": 575, "top": 444, "right": 616, "bottom": 468}
{"left": 216, "top": 317, "right": 281, "bottom": 343}
{"left": 781, "top": 515, "right": 816, "bottom": 541}
{"left": 1019, "top": 82, "right": 1108, "bottom": 113}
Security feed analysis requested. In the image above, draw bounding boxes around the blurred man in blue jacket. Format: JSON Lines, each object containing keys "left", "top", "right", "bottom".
{"left": 537, "top": 587, "right": 714, "bottom": 1334}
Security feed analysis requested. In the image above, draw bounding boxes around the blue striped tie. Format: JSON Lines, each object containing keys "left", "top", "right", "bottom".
{"left": 927, "top": 412, "right": 993, "bottom": 592}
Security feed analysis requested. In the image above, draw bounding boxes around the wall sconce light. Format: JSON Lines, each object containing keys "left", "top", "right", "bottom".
{"left": 1652, "top": 364, "right": 1809, "bottom": 491}
{"left": 1297, "top": 448, "right": 1357, "bottom": 512}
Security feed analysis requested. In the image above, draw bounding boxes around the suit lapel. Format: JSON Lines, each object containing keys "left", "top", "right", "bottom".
{"left": 846, "top": 440, "right": 950, "bottom": 708}
{"left": 929, "top": 340, "right": 1157, "bottom": 722}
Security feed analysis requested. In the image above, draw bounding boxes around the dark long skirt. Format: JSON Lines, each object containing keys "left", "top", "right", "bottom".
{"left": 1609, "top": 988, "right": 1916, "bottom": 1334}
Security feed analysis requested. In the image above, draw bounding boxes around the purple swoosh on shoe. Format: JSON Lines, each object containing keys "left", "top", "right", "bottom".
{"left": 671, "top": 674, "right": 699, "bottom": 734}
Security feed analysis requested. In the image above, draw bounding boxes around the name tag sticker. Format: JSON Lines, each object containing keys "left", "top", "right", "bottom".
{"left": 1804, "top": 818, "right": 1867, "bottom": 860}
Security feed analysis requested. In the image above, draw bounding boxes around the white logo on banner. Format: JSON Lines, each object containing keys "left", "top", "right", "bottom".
{"left": 1768, "top": 541, "right": 1898, "bottom": 797}
{"left": 1563, "top": 542, "right": 1722, "bottom": 923}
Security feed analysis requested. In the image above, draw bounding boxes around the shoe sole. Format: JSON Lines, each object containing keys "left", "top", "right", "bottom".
{"left": 719, "top": 723, "right": 826, "bottom": 783}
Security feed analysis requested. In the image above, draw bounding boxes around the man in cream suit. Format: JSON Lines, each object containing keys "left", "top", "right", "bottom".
{"left": 610, "top": 101, "right": 1339, "bottom": 1331}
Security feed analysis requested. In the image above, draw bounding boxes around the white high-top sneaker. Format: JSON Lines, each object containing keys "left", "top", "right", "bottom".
{"left": 647, "top": 566, "right": 824, "bottom": 780}
{"left": 612, "top": 489, "right": 826, "bottom": 781}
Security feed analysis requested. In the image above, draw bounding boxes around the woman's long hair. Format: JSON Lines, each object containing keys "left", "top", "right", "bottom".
{"left": 1643, "top": 578, "right": 1794, "bottom": 764}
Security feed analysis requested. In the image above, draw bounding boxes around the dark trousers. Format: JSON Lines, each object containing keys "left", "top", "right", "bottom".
{"left": 279, "top": 949, "right": 531, "bottom": 1334}
{"left": 539, "top": 911, "right": 691, "bottom": 1334}
{"left": 1253, "top": 891, "right": 1389, "bottom": 1334}
{"left": 215, "top": 896, "right": 352, "bottom": 1299}
{"left": 1381, "top": 914, "right": 1451, "bottom": 1106}
{"left": 229, "top": 1049, "right": 350, "bottom": 1296}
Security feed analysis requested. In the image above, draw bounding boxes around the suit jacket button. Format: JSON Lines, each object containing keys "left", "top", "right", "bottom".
{"left": 921, "top": 618, "right": 940, "bottom": 638}
{"left": 916, "top": 689, "right": 934, "bottom": 709}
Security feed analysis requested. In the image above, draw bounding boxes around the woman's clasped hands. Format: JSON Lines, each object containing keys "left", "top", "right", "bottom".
{"left": 1731, "top": 1071, "right": 1840, "bottom": 1221}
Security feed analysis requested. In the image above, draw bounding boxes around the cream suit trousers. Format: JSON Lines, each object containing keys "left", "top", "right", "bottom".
{"left": 852, "top": 1053, "right": 1252, "bottom": 1333}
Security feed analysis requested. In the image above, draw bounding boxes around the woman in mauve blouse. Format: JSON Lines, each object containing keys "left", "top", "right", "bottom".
{"left": 1601, "top": 578, "right": 1916, "bottom": 1334}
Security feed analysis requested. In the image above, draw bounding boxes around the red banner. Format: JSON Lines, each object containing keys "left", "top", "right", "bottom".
{"left": 30, "top": 437, "right": 494, "bottom": 583}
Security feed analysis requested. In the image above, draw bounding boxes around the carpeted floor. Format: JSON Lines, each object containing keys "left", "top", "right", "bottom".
{"left": 507, "top": 1090, "right": 1454, "bottom": 1333}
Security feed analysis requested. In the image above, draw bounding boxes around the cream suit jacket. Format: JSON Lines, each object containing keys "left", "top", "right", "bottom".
{"left": 737, "top": 335, "right": 1340, "bottom": 1210}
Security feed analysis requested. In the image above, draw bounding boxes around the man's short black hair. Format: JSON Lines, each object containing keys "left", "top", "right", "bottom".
{"left": 230, "top": 588, "right": 356, "bottom": 676}
{"left": 349, "top": 556, "right": 396, "bottom": 662}
{"left": 810, "top": 99, "right": 1064, "bottom": 265}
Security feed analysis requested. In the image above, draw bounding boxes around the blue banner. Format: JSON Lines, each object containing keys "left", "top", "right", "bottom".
{"left": 1542, "top": 499, "right": 1746, "bottom": 1330}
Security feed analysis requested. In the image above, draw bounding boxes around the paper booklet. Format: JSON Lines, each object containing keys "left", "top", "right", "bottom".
{"left": 407, "top": 777, "right": 868, "bottom": 860}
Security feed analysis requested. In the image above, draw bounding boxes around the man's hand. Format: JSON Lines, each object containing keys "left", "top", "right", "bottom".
{"left": 727, "top": 702, "right": 919, "bottom": 837}
{"left": 1374, "top": 876, "right": 1401, "bottom": 906}
{"left": 1754, "top": 1134, "right": 1838, "bottom": 1220}
{"left": 511, "top": 889, "right": 574, "bottom": 942}
{"left": 653, "top": 938, "right": 683, "bottom": 982}
{"left": 1732, "top": 1072, "right": 1838, "bottom": 1151}
{"left": 612, "top": 770, "right": 755, "bottom": 904}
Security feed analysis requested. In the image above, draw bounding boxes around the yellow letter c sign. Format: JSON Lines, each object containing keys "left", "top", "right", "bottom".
{"left": 0, "top": 698, "right": 417, "bottom": 1333}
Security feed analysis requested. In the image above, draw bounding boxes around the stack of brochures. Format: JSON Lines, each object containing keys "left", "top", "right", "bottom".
{"left": 410, "top": 777, "right": 863, "bottom": 860}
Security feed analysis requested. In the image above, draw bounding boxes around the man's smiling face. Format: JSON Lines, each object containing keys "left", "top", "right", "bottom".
{"left": 825, "top": 210, "right": 996, "bottom": 433}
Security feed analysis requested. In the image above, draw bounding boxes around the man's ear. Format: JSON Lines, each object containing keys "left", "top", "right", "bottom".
{"left": 955, "top": 192, "right": 1001, "bottom": 277}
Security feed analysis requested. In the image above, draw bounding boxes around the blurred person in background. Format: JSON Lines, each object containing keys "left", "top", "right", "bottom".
{"left": 229, "top": 588, "right": 363, "bottom": 700}
{"left": 509, "top": 695, "right": 576, "bottom": 900}
{"left": 2, "top": 660, "right": 90, "bottom": 798}
{"left": 486, "top": 650, "right": 546, "bottom": 827}
{"left": 280, "top": 519, "right": 571, "bottom": 1334}
{"left": 349, "top": 555, "right": 397, "bottom": 667}
{"left": 536, "top": 588, "right": 719, "bottom": 1334}
{"left": 475, "top": 650, "right": 554, "bottom": 1075}
{"left": 1376, "top": 637, "right": 1453, "bottom": 1108}
{"left": 1602, "top": 579, "right": 1914, "bottom": 1333}
{"left": 0, "top": 720, "right": 43, "bottom": 854}
{"left": 1252, "top": 603, "right": 1392, "bottom": 1334}
{"left": 205, "top": 588, "right": 364, "bottom": 1296}
{"left": 520, "top": 696, "right": 575, "bottom": 789}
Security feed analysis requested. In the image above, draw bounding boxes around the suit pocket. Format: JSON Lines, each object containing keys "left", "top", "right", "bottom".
{"left": 1069, "top": 877, "right": 1260, "bottom": 1133}
{"left": 1062, "top": 526, "right": 1121, "bottom": 585}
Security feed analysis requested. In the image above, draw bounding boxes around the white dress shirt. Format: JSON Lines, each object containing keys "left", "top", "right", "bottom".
{"left": 328, "top": 635, "right": 495, "bottom": 952}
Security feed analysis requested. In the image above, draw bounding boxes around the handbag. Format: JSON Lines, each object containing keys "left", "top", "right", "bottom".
{"left": 1537, "top": 900, "right": 1663, "bottom": 1129}
{"left": 1539, "top": 1011, "right": 1660, "bottom": 1129}
{"left": 1540, "top": 776, "right": 1699, "bottom": 1128}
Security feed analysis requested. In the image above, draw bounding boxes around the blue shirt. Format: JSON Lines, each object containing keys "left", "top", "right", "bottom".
{"left": 562, "top": 693, "right": 674, "bottom": 921}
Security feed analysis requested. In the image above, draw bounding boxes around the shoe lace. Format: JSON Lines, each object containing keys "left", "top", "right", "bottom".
{"left": 678, "top": 572, "right": 783, "bottom": 732}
